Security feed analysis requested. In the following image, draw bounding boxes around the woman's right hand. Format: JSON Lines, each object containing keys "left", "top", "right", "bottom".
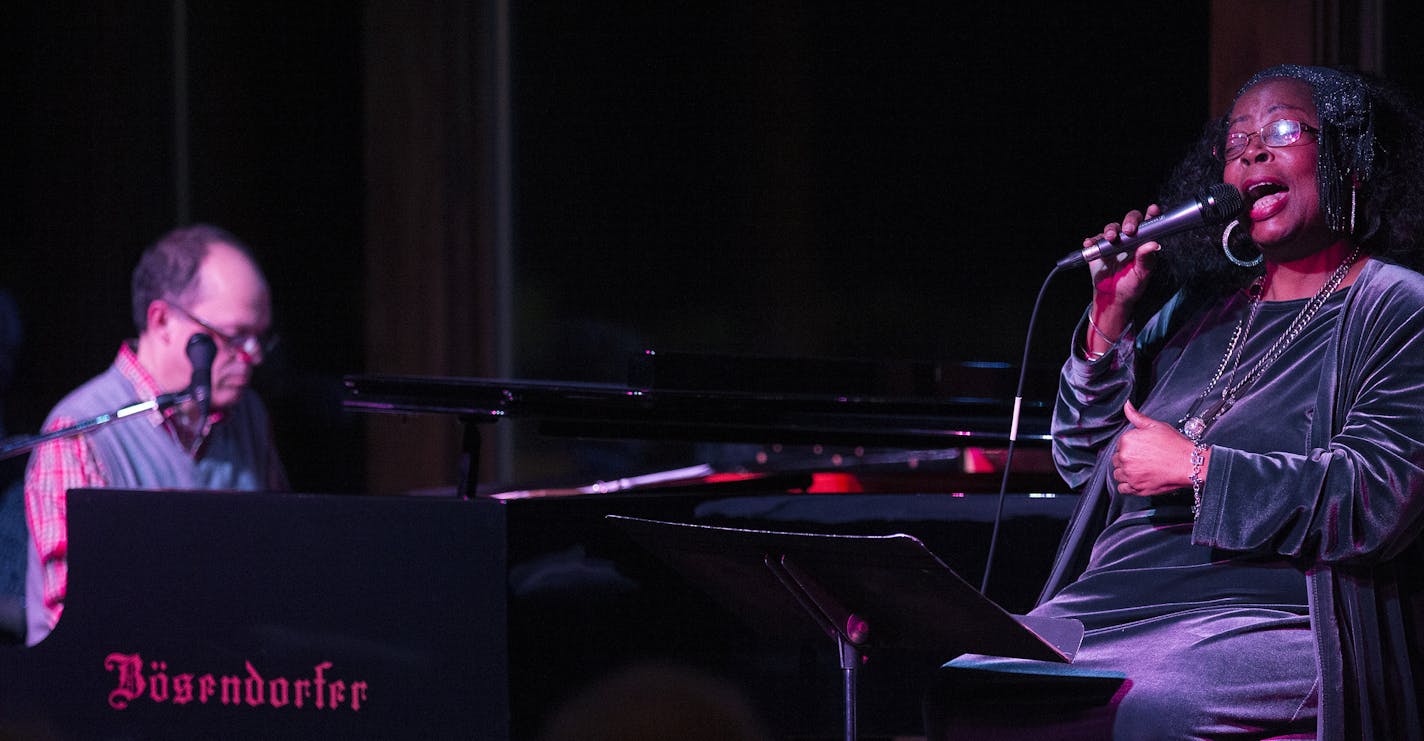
{"left": 1082, "top": 205, "right": 1162, "bottom": 354}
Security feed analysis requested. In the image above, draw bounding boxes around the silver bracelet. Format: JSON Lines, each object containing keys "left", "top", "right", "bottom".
{"left": 1088, "top": 314, "right": 1122, "bottom": 346}
{"left": 1189, "top": 442, "right": 1207, "bottom": 519}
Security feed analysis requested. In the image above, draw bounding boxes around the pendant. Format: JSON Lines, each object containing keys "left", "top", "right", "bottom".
{"left": 1180, "top": 395, "right": 1234, "bottom": 442}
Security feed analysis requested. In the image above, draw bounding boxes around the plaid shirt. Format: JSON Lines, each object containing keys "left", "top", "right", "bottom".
{"left": 24, "top": 344, "right": 218, "bottom": 632}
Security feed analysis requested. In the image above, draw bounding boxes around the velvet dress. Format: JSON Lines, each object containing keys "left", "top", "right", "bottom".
{"left": 933, "top": 260, "right": 1424, "bottom": 740}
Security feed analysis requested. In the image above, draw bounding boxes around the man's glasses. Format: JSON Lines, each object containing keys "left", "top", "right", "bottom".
{"left": 1215, "top": 119, "right": 1320, "bottom": 161}
{"left": 167, "top": 303, "right": 275, "bottom": 365}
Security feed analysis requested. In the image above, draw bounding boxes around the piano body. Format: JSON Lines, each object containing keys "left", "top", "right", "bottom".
{"left": 0, "top": 489, "right": 509, "bottom": 739}
{"left": 0, "top": 358, "right": 1073, "bottom": 739}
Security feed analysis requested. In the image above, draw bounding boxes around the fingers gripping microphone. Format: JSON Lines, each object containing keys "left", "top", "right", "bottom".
{"left": 186, "top": 333, "right": 218, "bottom": 421}
{"left": 1056, "top": 183, "right": 1244, "bottom": 270}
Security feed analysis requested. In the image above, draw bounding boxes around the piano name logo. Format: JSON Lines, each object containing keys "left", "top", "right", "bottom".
{"left": 104, "top": 653, "right": 369, "bottom": 712}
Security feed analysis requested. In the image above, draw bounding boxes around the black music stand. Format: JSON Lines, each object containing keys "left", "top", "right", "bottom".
{"left": 608, "top": 515, "right": 1083, "bottom": 741}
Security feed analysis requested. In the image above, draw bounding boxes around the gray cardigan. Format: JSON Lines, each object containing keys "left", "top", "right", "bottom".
{"left": 26, "top": 354, "right": 286, "bottom": 644}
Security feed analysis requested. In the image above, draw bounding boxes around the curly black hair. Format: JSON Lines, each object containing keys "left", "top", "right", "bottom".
{"left": 1152, "top": 67, "right": 1424, "bottom": 295}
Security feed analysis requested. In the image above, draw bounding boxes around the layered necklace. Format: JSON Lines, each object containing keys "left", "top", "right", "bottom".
{"left": 1177, "top": 245, "right": 1361, "bottom": 442}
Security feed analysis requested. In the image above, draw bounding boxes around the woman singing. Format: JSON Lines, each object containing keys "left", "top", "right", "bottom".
{"left": 932, "top": 65, "right": 1424, "bottom": 740}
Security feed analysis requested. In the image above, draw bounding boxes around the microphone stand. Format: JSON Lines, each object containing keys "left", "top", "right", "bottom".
{"left": 0, "top": 390, "right": 193, "bottom": 461}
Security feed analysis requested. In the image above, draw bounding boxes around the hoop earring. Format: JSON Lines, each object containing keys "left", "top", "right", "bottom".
{"left": 1221, "top": 219, "right": 1263, "bottom": 267}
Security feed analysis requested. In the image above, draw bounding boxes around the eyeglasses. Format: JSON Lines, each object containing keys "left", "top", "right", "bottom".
{"left": 1215, "top": 119, "right": 1320, "bottom": 161}
{"left": 167, "top": 302, "right": 275, "bottom": 365}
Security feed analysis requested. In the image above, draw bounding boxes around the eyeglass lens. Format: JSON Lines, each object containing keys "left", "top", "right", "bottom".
{"left": 1219, "top": 119, "right": 1308, "bottom": 160}
{"left": 171, "top": 303, "right": 269, "bottom": 363}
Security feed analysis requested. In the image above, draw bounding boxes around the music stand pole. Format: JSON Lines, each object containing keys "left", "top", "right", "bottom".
{"left": 767, "top": 552, "right": 869, "bottom": 740}
{"left": 839, "top": 633, "right": 859, "bottom": 741}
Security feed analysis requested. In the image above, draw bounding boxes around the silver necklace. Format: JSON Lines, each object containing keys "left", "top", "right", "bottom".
{"left": 1178, "top": 246, "right": 1361, "bottom": 442}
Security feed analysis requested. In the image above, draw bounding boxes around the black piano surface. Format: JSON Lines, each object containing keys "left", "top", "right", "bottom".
{"left": 0, "top": 489, "right": 509, "bottom": 739}
{"left": 342, "top": 368, "right": 1055, "bottom": 452}
{"left": 0, "top": 486, "right": 1073, "bottom": 740}
{"left": 0, "top": 367, "right": 1072, "bottom": 739}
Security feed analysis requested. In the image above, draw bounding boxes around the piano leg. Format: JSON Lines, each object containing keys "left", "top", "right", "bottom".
{"left": 458, "top": 417, "right": 481, "bottom": 498}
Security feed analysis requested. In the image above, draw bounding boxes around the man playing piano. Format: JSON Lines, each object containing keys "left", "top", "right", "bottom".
{"left": 23, "top": 225, "right": 288, "bottom": 644}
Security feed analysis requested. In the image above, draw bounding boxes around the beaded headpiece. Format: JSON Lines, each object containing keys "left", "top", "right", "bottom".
{"left": 1234, "top": 64, "right": 1375, "bottom": 235}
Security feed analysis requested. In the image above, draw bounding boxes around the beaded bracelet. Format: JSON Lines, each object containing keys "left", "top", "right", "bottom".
{"left": 1189, "top": 442, "right": 1207, "bottom": 519}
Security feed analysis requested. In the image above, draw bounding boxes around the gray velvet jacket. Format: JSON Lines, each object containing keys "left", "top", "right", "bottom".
{"left": 1044, "top": 259, "right": 1424, "bottom": 740}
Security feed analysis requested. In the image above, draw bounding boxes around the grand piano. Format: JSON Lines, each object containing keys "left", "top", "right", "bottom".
{"left": 0, "top": 355, "right": 1075, "bottom": 740}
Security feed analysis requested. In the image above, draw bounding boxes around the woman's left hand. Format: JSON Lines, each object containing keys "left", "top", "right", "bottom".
{"left": 1113, "top": 401, "right": 1202, "bottom": 496}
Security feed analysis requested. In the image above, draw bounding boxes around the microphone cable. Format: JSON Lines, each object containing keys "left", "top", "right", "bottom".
{"left": 979, "top": 184, "right": 1240, "bottom": 595}
{"left": 979, "top": 261, "right": 1070, "bottom": 596}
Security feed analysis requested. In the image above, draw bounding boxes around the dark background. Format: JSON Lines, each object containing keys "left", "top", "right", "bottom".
{"left": 513, "top": 3, "right": 1203, "bottom": 367}
{"left": 2, "top": 2, "right": 1419, "bottom": 494}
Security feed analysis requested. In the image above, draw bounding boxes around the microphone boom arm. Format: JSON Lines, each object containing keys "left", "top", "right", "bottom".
{"left": 0, "top": 390, "right": 192, "bottom": 461}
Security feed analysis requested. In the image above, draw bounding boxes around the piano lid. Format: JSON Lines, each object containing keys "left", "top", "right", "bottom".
{"left": 342, "top": 369, "right": 1053, "bottom": 449}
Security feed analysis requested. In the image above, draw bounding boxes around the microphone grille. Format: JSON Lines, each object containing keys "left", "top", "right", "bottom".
{"left": 1200, "top": 183, "right": 1244, "bottom": 224}
{"left": 186, "top": 333, "right": 218, "bottom": 366}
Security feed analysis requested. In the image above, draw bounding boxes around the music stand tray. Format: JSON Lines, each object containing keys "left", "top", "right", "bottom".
{"left": 608, "top": 515, "right": 1083, "bottom": 741}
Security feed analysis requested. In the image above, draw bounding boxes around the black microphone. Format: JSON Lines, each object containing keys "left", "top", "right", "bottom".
{"left": 1056, "top": 183, "right": 1244, "bottom": 270}
{"left": 186, "top": 334, "right": 217, "bottom": 420}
